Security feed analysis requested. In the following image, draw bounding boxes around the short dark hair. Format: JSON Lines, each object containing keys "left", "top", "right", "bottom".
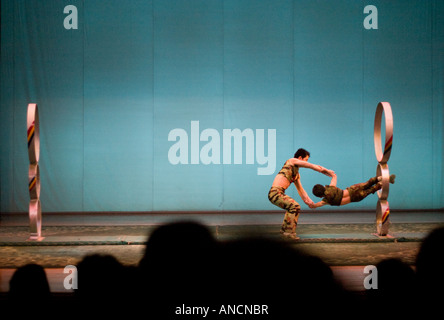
{"left": 294, "top": 148, "right": 310, "bottom": 159}
{"left": 312, "top": 184, "right": 326, "bottom": 198}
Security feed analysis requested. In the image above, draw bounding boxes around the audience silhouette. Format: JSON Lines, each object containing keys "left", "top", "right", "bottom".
{"left": 6, "top": 263, "right": 52, "bottom": 316}
{"left": 73, "top": 253, "right": 134, "bottom": 316}
{"left": 136, "top": 221, "right": 220, "bottom": 317}
{"left": 217, "top": 236, "right": 357, "bottom": 318}
{"left": 8, "top": 263, "right": 51, "bottom": 301}
{"left": 365, "top": 258, "right": 417, "bottom": 317}
{"left": 3, "top": 222, "right": 443, "bottom": 319}
{"left": 415, "top": 226, "right": 444, "bottom": 314}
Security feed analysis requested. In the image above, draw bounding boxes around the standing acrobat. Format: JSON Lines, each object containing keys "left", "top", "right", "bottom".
{"left": 310, "top": 173, "right": 396, "bottom": 208}
{"left": 268, "top": 148, "right": 335, "bottom": 239}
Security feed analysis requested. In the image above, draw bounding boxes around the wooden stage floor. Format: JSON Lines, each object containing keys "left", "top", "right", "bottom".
{"left": 0, "top": 210, "right": 443, "bottom": 293}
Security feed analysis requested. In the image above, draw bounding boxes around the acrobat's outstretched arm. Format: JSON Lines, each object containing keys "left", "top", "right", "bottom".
{"left": 293, "top": 179, "right": 314, "bottom": 207}
{"left": 289, "top": 158, "right": 335, "bottom": 177}
{"left": 329, "top": 172, "right": 337, "bottom": 187}
{"left": 309, "top": 201, "right": 328, "bottom": 209}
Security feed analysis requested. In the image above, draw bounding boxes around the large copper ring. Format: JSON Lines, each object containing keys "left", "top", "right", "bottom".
{"left": 374, "top": 102, "right": 393, "bottom": 164}
{"left": 27, "top": 103, "right": 40, "bottom": 164}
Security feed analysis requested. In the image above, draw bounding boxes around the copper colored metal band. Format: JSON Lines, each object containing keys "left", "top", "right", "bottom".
{"left": 376, "top": 163, "right": 390, "bottom": 200}
{"left": 376, "top": 199, "right": 390, "bottom": 236}
{"left": 374, "top": 102, "right": 393, "bottom": 164}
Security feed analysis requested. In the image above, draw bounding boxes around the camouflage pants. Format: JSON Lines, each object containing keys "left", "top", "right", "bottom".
{"left": 268, "top": 186, "right": 301, "bottom": 233}
{"left": 347, "top": 176, "right": 381, "bottom": 202}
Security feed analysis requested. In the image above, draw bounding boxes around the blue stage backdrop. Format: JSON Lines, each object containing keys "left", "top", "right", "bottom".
{"left": 1, "top": 0, "right": 443, "bottom": 213}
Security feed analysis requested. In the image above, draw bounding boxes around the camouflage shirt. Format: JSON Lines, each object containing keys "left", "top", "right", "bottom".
{"left": 322, "top": 185, "right": 343, "bottom": 206}
{"left": 277, "top": 160, "right": 300, "bottom": 183}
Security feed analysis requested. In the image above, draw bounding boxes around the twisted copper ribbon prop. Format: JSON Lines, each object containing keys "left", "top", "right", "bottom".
{"left": 27, "top": 103, "right": 43, "bottom": 240}
{"left": 374, "top": 102, "right": 393, "bottom": 236}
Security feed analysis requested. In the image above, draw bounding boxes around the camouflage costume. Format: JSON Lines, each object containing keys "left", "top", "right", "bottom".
{"left": 346, "top": 176, "right": 381, "bottom": 202}
{"left": 322, "top": 176, "right": 381, "bottom": 205}
{"left": 268, "top": 160, "right": 301, "bottom": 233}
{"left": 322, "top": 185, "right": 343, "bottom": 206}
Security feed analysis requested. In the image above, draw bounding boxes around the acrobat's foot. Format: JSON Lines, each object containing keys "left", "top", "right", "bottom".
{"left": 280, "top": 231, "right": 300, "bottom": 240}
{"left": 377, "top": 174, "right": 396, "bottom": 184}
{"left": 390, "top": 174, "right": 396, "bottom": 184}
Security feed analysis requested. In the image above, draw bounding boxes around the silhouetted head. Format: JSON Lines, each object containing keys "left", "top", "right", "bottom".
{"left": 415, "top": 226, "right": 444, "bottom": 312}
{"left": 76, "top": 254, "right": 126, "bottom": 298}
{"left": 416, "top": 226, "right": 444, "bottom": 284}
{"left": 137, "top": 221, "right": 219, "bottom": 310}
{"left": 9, "top": 263, "right": 50, "bottom": 299}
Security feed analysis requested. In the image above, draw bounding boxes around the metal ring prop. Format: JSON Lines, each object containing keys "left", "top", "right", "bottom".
{"left": 374, "top": 102, "right": 393, "bottom": 164}
{"left": 376, "top": 200, "right": 390, "bottom": 236}
{"left": 27, "top": 103, "right": 42, "bottom": 240}
{"left": 28, "top": 164, "right": 40, "bottom": 200}
{"left": 29, "top": 199, "right": 42, "bottom": 240}
{"left": 376, "top": 163, "right": 390, "bottom": 200}
{"left": 27, "top": 103, "right": 40, "bottom": 164}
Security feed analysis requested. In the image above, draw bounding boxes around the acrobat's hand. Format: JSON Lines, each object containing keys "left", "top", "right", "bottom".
{"left": 326, "top": 170, "right": 336, "bottom": 177}
{"left": 310, "top": 201, "right": 327, "bottom": 209}
{"left": 304, "top": 199, "right": 315, "bottom": 208}
{"left": 320, "top": 167, "right": 335, "bottom": 177}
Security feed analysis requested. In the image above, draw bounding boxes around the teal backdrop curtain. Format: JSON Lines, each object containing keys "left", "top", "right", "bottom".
{"left": 1, "top": 0, "right": 443, "bottom": 212}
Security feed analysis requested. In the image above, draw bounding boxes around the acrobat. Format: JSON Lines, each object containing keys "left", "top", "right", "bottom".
{"left": 268, "top": 148, "right": 335, "bottom": 239}
{"left": 310, "top": 173, "right": 395, "bottom": 208}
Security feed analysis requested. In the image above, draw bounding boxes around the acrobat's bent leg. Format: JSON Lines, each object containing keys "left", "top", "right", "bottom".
{"left": 362, "top": 176, "right": 379, "bottom": 189}
{"left": 268, "top": 187, "right": 301, "bottom": 233}
{"left": 347, "top": 181, "right": 382, "bottom": 203}
{"left": 281, "top": 208, "right": 300, "bottom": 233}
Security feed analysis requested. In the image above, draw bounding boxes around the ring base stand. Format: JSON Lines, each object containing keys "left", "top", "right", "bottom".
{"left": 28, "top": 198, "right": 42, "bottom": 241}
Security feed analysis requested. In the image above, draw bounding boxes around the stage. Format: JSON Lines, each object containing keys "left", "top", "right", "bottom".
{"left": 0, "top": 210, "right": 443, "bottom": 294}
